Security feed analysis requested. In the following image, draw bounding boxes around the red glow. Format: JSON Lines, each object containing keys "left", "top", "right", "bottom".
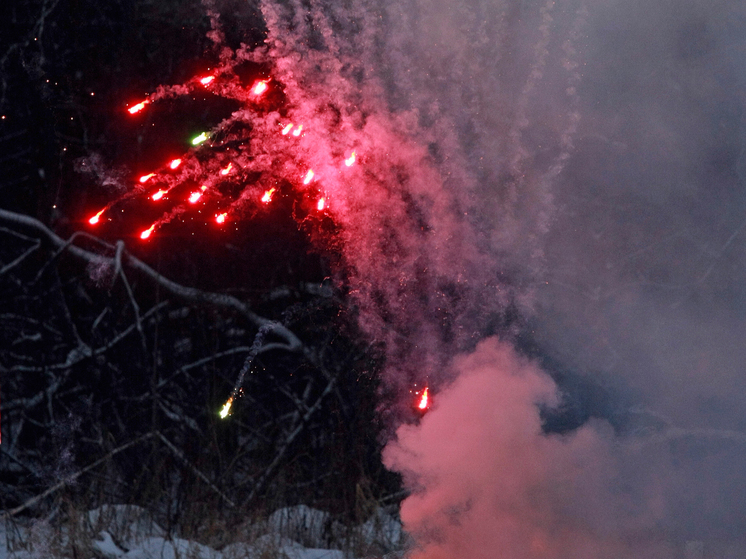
{"left": 199, "top": 75, "right": 215, "bottom": 85}
{"left": 317, "top": 197, "right": 326, "bottom": 211}
{"left": 140, "top": 225, "right": 156, "bottom": 240}
{"left": 292, "top": 125, "right": 303, "bottom": 137}
{"left": 261, "top": 187, "right": 276, "bottom": 203}
{"left": 281, "top": 123, "right": 293, "bottom": 135}
{"left": 252, "top": 80, "right": 269, "bottom": 95}
{"left": 139, "top": 173, "right": 156, "bottom": 183}
{"left": 169, "top": 158, "right": 182, "bottom": 170}
{"left": 188, "top": 191, "right": 202, "bottom": 203}
{"left": 152, "top": 190, "right": 166, "bottom": 201}
{"left": 220, "top": 163, "right": 233, "bottom": 176}
{"left": 216, "top": 212, "right": 227, "bottom": 224}
{"left": 417, "top": 387, "right": 429, "bottom": 411}
{"left": 127, "top": 100, "right": 149, "bottom": 114}
{"left": 88, "top": 209, "right": 105, "bottom": 225}
{"left": 345, "top": 152, "right": 356, "bottom": 167}
{"left": 303, "top": 170, "right": 314, "bottom": 185}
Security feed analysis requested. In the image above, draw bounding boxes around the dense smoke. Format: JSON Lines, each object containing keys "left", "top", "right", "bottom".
{"left": 236, "top": 0, "right": 746, "bottom": 554}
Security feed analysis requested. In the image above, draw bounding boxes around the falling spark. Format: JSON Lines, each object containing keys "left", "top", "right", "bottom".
{"left": 417, "top": 387, "right": 429, "bottom": 411}
{"left": 303, "top": 170, "right": 314, "bottom": 185}
{"left": 188, "top": 191, "right": 202, "bottom": 203}
{"left": 199, "top": 75, "right": 215, "bottom": 85}
{"left": 139, "top": 173, "right": 156, "bottom": 183}
{"left": 200, "top": 185, "right": 208, "bottom": 191}
{"left": 127, "top": 100, "right": 149, "bottom": 114}
{"left": 220, "top": 163, "right": 233, "bottom": 176}
{"left": 345, "top": 152, "right": 356, "bottom": 167}
{"left": 216, "top": 212, "right": 227, "bottom": 224}
{"left": 261, "top": 187, "right": 276, "bottom": 203}
{"left": 88, "top": 209, "right": 105, "bottom": 225}
{"left": 219, "top": 397, "right": 233, "bottom": 419}
{"left": 140, "top": 225, "right": 156, "bottom": 240}
{"left": 152, "top": 190, "right": 166, "bottom": 201}
{"left": 292, "top": 125, "right": 303, "bottom": 137}
{"left": 192, "top": 132, "right": 208, "bottom": 145}
{"left": 252, "top": 80, "right": 268, "bottom": 95}
{"left": 169, "top": 158, "right": 182, "bottom": 170}
{"left": 317, "top": 197, "right": 326, "bottom": 211}
{"left": 281, "top": 123, "right": 293, "bottom": 135}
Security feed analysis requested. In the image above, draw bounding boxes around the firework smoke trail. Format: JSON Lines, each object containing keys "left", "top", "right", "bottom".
{"left": 220, "top": 322, "right": 275, "bottom": 418}
{"left": 248, "top": 0, "right": 746, "bottom": 557}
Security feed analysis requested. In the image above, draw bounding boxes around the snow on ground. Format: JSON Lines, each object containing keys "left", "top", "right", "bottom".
{"left": 0, "top": 505, "right": 403, "bottom": 559}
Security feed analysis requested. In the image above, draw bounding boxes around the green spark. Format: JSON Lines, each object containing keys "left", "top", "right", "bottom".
{"left": 192, "top": 132, "right": 208, "bottom": 145}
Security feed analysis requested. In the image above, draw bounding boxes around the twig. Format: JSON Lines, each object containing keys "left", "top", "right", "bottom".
{"left": 154, "top": 432, "right": 236, "bottom": 508}
{"left": 1, "top": 432, "right": 156, "bottom": 519}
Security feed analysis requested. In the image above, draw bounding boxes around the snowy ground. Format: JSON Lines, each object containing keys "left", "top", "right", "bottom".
{"left": 0, "top": 505, "right": 404, "bottom": 559}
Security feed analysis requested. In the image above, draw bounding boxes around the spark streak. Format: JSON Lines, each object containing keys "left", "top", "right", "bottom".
{"left": 140, "top": 225, "right": 156, "bottom": 239}
{"left": 303, "top": 170, "right": 314, "bottom": 185}
{"left": 89, "top": 209, "right": 105, "bottom": 225}
{"left": 169, "top": 158, "right": 182, "bottom": 170}
{"left": 345, "top": 152, "right": 356, "bottom": 167}
{"left": 188, "top": 191, "right": 202, "bottom": 203}
{"left": 317, "top": 197, "right": 325, "bottom": 211}
{"left": 417, "top": 387, "right": 429, "bottom": 411}
{"left": 152, "top": 190, "right": 167, "bottom": 201}
{"left": 199, "top": 75, "right": 215, "bottom": 85}
{"left": 139, "top": 173, "right": 156, "bottom": 183}
{"left": 252, "top": 80, "right": 268, "bottom": 95}
{"left": 192, "top": 132, "right": 208, "bottom": 145}
{"left": 292, "top": 125, "right": 303, "bottom": 137}
{"left": 220, "top": 163, "right": 233, "bottom": 175}
{"left": 219, "top": 397, "right": 233, "bottom": 419}
{"left": 216, "top": 212, "right": 227, "bottom": 224}
{"left": 261, "top": 188, "right": 276, "bottom": 203}
{"left": 281, "top": 123, "right": 293, "bottom": 135}
{"left": 127, "top": 100, "right": 149, "bottom": 114}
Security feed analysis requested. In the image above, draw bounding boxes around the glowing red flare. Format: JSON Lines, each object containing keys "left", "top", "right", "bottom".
{"left": 216, "top": 213, "right": 227, "bottom": 224}
{"left": 281, "top": 123, "right": 293, "bottom": 135}
{"left": 199, "top": 75, "right": 215, "bottom": 85}
{"left": 140, "top": 225, "right": 156, "bottom": 240}
{"left": 303, "top": 170, "right": 314, "bottom": 185}
{"left": 220, "top": 163, "right": 232, "bottom": 176}
{"left": 292, "top": 125, "right": 303, "bottom": 137}
{"left": 252, "top": 80, "right": 268, "bottom": 95}
{"left": 188, "top": 191, "right": 202, "bottom": 203}
{"left": 152, "top": 190, "right": 166, "bottom": 201}
{"left": 345, "top": 152, "right": 356, "bottom": 167}
{"left": 169, "top": 158, "right": 182, "bottom": 170}
{"left": 89, "top": 209, "right": 105, "bottom": 225}
{"left": 139, "top": 173, "right": 156, "bottom": 183}
{"left": 127, "top": 100, "right": 149, "bottom": 114}
{"left": 417, "top": 387, "right": 429, "bottom": 410}
{"left": 317, "top": 197, "right": 325, "bottom": 211}
{"left": 261, "top": 187, "right": 276, "bottom": 203}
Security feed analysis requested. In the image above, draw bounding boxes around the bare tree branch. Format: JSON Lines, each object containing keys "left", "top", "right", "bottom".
{"left": 0, "top": 208, "right": 304, "bottom": 352}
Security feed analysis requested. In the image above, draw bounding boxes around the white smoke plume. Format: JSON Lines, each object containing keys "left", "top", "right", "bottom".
{"left": 212, "top": 0, "right": 746, "bottom": 554}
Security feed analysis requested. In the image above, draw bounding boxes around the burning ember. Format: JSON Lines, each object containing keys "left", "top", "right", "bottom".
{"left": 252, "top": 80, "right": 269, "bottom": 95}
{"left": 219, "top": 397, "right": 233, "bottom": 418}
{"left": 261, "top": 187, "right": 276, "bottom": 203}
{"left": 127, "top": 100, "right": 149, "bottom": 114}
{"left": 140, "top": 224, "right": 156, "bottom": 240}
{"left": 417, "top": 387, "right": 430, "bottom": 412}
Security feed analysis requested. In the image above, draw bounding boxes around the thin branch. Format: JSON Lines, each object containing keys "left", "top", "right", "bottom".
{"left": 154, "top": 432, "right": 236, "bottom": 508}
